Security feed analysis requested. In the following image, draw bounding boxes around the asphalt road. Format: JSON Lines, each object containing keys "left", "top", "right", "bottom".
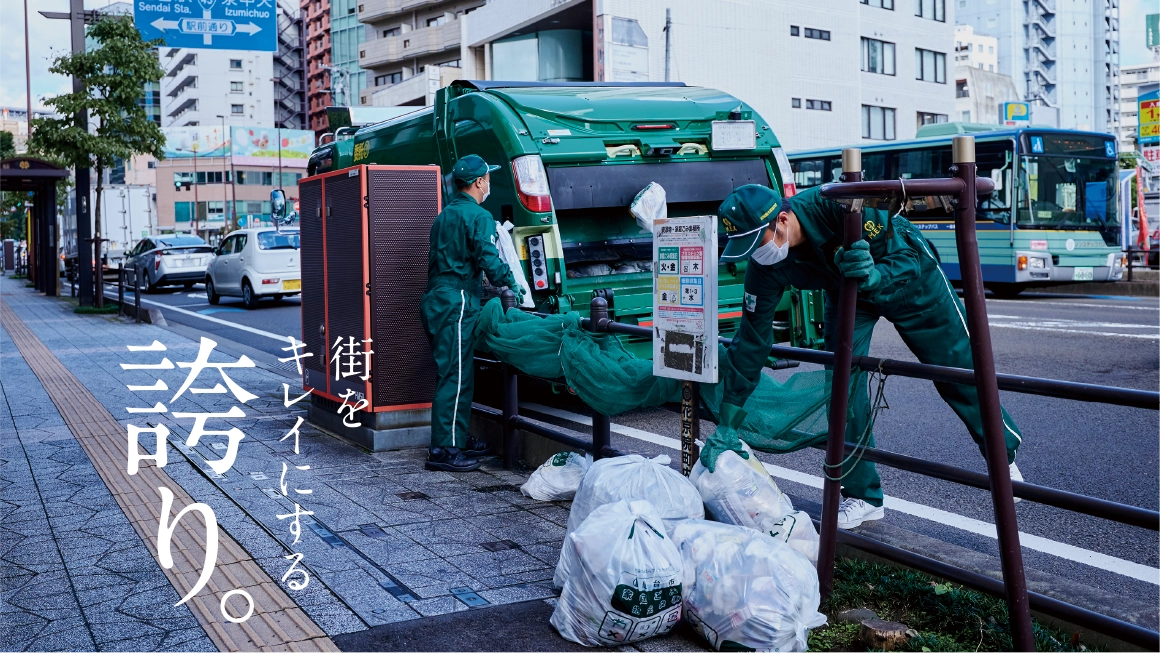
{"left": 114, "top": 282, "right": 1160, "bottom": 612}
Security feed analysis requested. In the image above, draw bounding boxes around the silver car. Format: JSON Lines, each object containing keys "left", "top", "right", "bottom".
{"left": 124, "top": 234, "right": 214, "bottom": 292}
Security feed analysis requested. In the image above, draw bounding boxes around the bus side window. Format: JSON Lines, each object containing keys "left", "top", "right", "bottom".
{"left": 792, "top": 158, "right": 825, "bottom": 188}
{"left": 862, "top": 153, "right": 889, "bottom": 181}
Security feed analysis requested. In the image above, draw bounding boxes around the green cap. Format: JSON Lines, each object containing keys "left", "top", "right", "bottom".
{"left": 718, "top": 184, "right": 785, "bottom": 262}
{"left": 452, "top": 154, "right": 501, "bottom": 185}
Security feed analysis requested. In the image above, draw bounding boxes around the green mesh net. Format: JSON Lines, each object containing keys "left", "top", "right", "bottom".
{"left": 474, "top": 298, "right": 832, "bottom": 454}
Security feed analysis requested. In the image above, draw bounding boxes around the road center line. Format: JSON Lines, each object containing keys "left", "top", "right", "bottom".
{"left": 141, "top": 295, "right": 293, "bottom": 343}
{"left": 988, "top": 299, "right": 1160, "bottom": 312}
{"left": 987, "top": 323, "right": 1160, "bottom": 340}
{"left": 522, "top": 402, "right": 1160, "bottom": 585}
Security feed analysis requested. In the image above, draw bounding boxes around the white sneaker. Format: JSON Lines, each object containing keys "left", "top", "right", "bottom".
{"left": 1009, "top": 462, "right": 1023, "bottom": 503}
{"left": 837, "top": 497, "right": 885, "bottom": 530}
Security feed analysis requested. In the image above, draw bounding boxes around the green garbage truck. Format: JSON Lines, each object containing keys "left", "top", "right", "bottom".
{"left": 308, "top": 81, "right": 823, "bottom": 358}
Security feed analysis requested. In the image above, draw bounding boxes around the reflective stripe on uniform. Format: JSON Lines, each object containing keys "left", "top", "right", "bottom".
{"left": 451, "top": 289, "right": 466, "bottom": 447}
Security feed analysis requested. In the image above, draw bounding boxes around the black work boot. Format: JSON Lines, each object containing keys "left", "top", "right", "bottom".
{"left": 462, "top": 436, "right": 491, "bottom": 458}
{"left": 425, "top": 447, "right": 481, "bottom": 472}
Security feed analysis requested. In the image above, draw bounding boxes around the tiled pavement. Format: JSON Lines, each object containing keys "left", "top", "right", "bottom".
{"left": 0, "top": 277, "right": 707, "bottom": 651}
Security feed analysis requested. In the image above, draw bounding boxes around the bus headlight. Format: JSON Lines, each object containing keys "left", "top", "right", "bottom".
{"left": 1028, "top": 257, "right": 1045, "bottom": 269}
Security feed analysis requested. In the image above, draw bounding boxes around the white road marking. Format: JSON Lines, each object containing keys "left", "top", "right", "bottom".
{"left": 523, "top": 402, "right": 1160, "bottom": 585}
{"left": 988, "top": 299, "right": 1160, "bottom": 312}
{"left": 988, "top": 323, "right": 1160, "bottom": 340}
{"left": 89, "top": 282, "right": 293, "bottom": 343}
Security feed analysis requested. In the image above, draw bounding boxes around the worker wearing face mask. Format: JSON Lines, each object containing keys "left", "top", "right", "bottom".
{"left": 420, "top": 154, "right": 525, "bottom": 472}
{"left": 703, "top": 184, "right": 1024, "bottom": 528}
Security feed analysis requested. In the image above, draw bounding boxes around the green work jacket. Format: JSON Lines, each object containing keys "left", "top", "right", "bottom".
{"left": 721, "top": 186, "right": 923, "bottom": 407}
{"left": 426, "top": 191, "right": 517, "bottom": 294}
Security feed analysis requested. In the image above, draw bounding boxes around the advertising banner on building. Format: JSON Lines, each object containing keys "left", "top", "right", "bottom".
{"left": 230, "top": 127, "right": 314, "bottom": 168}
{"left": 652, "top": 216, "right": 718, "bottom": 383}
{"left": 1139, "top": 88, "right": 1159, "bottom": 147}
{"left": 161, "top": 126, "right": 229, "bottom": 158}
{"left": 1000, "top": 102, "right": 1030, "bottom": 127}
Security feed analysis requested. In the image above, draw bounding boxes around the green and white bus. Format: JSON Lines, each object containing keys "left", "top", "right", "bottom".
{"left": 788, "top": 124, "right": 1125, "bottom": 297}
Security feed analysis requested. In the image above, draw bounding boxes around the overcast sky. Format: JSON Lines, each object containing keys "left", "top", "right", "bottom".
{"left": 1, "top": 0, "right": 1156, "bottom": 114}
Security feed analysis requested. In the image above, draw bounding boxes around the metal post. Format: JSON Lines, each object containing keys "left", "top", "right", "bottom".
{"left": 134, "top": 267, "right": 141, "bottom": 323}
{"left": 679, "top": 381, "right": 700, "bottom": 475}
{"left": 500, "top": 289, "right": 520, "bottom": 468}
{"left": 951, "top": 135, "right": 1035, "bottom": 651}
{"left": 92, "top": 238, "right": 104, "bottom": 308}
{"left": 118, "top": 267, "right": 124, "bottom": 316}
{"left": 818, "top": 147, "right": 863, "bottom": 601}
{"left": 664, "top": 8, "right": 672, "bottom": 83}
{"left": 587, "top": 296, "right": 613, "bottom": 460}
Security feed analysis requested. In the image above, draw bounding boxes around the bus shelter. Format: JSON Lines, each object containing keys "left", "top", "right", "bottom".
{"left": 0, "top": 158, "right": 68, "bottom": 296}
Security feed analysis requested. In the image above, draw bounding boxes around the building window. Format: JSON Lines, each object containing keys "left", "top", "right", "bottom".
{"left": 792, "top": 98, "right": 801, "bottom": 108}
{"left": 862, "top": 105, "right": 896, "bottom": 140}
{"left": 229, "top": 59, "right": 243, "bottom": 69}
{"left": 806, "top": 99, "right": 832, "bottom": 111}
{"left": 147, "top": 160, "right": 156, "bottom": 169}
{"left": 804, "top": 28, "right": 830, "bottom": 40}
{"left": 426, "top": 15, "right": 446, "bottom": 27}
{"left": 374, "top": 72, "right": 402, "bottom": 86}
{"left": 438, "top": 59, "right": 461, "bottom": 68}
{"left": 383, "top": 27, "right": 400, "bottom": 37}
{"left": 861, "top": 38, "right": 895, "bottom": 75}
{"left": 790, "top": 25, "right": 799, "bottom": 36}
{"left": 230, "top": 81, "right": 244, "bottom": 93}
{"left": 917, "top": 112, "right": 948, "bottom": 128}
{"left": 861, "top": 0, "right": 894, "bottom": 8}
{"left": 956, "top": 79, "right": 969, "bottom": 98}
{"left": 915, "top": 0, "right": 945, "bottom": 21}
{"left": 231, "top": 103, "right": 245, "bottom": 114}
{"left": 961, "top": 110, "right": 971, "bottom": 121}
{"left": 915, "top": 48, "right": 946, "bottom": 83}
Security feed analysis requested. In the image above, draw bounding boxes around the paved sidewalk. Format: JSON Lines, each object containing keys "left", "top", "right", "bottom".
{"left": 0, "top": 276, "right": 708, "bottom": 651}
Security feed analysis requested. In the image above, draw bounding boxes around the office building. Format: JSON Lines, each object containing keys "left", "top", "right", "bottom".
{"left": 304, "top": 0, "right": 333, "bottom": 133}
{"left": 954, "top": 24, "right": 999, "bottom": 72}
{"left": 374, "top": 0, "right": 957, "bottom": 150}
{"left": 1116, "top": 62, "right": 1159, "bottom": 154}
{"left": 956, "top": 0, "right": 1120, "bottom": 133}
{"left": 955, "top": 65, "right": 1020, "bottom": 124}
{"left": 331, "top": 0, "right": 368, "bottom": 111}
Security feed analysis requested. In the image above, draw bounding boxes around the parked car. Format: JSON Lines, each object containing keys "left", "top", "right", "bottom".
{"left": 124, "top": 234, "right": 214, "bottom": 292}
{"left": 205, "top": 228, "right": 301, "bottom": 309}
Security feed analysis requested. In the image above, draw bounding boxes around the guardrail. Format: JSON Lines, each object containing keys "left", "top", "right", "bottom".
{"left": 471, "top": 134, "right": 1158, "bottom": 650}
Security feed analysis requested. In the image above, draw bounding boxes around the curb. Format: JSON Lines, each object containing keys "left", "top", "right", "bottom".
{"left": 1035, "top": 281, "right": 1158, "bottom": 297}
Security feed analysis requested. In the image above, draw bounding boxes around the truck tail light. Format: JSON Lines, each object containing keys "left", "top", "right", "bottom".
{"left": 1017, "top": 255, "right": 1028, "bottom": 270}
{"left": 512, "top": 155, "right": 552, "bottom": 213}
{"left": 155, "top": 251, "right": 162, "bottom": 271}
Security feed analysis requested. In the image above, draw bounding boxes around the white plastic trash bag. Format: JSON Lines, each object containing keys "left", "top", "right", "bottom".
{"left": 767, "top": 510, "right": 820, "bottom": 566}
{"left": 551, "top": 500, "right": 684, "bottom": 647}
{"left": 496, "top": 220, "right": 534, "bottom": 308}
{"left": 690, "top": 444, "right": 792, "bottom": 528}
{"left": 672, "top": 520, "right": 826, "bottom": 652}
{"left": 556, "top": 454, "right": 703, "bottom": 587}
{"left": 520, "top": 451, "right": 591, "bottom": 501}
{"left": 630, "top": 182, "right": 667, "bottom": 233}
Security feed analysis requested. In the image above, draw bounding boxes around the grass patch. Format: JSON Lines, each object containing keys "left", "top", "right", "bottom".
{"left": 74, "top": 302, "right": 120, "bottom": 315}
{"left": 808, "top": 558, "right": 1091, "bottom": 652}
{"left": 12, "top": 274, "right": 27, "bottom": 280}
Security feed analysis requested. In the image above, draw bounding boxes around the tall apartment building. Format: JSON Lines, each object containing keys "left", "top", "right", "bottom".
{"left": 956, "top": 0, "right": 1119, "bottom": 133}
{"left": 160, "top": 48, "right": 276, "bottom": 128}
{"left": 304, "top": 0, "right": 333, "bottom": 134}
{"left": 356, "top": 0, "right": 479, "bottom": 107}
{"left": 1116, "top": 62, "right": 1160, "bottom": 153}
{"left": 400, "top": 0, "right": 956, "bottom": 150}
{"left": 954, "top": 24, "right": 999, "bottom": 72}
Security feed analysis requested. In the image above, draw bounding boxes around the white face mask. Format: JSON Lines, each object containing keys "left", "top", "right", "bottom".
{"left": 750, "top": 223, "right": 788, "bottom": 266}
{"left": 480, "top": 179, "right": 491, "bottom": 203}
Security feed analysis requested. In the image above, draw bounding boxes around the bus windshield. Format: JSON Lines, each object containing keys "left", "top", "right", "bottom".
{"left": 1017, "top": 154, "right": 1118, "bottom": 231}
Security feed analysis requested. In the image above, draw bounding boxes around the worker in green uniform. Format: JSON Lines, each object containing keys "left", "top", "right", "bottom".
{"left": 421, "top": 154, "right": 524, "bottom": 472}
{"left": 703, "top": 184, "right": 1024, "bottom": 528}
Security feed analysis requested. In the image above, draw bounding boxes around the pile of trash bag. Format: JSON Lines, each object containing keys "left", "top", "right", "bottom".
{"left": 551, "top": 500, "right": 684, "bottom": 646}
{"left": 690, "top": 443, "right": 820, "bottom": 564}
{"left": 555, "top": 454, "right": 703, "bottom": 587}
{"left": 672, "top": 520, "right": 827, "bottom": 652}
{"left": 520, "top": 452, "right": 591, "bottom": 501}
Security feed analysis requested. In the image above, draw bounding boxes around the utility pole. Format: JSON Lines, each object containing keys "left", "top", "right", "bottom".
{"left": 41, "top": 0, "right": 99, "bottom": 306}
{"left": 23, "top": 0, "right": 32, "bottom": 132}
{"left": 664, "top": 8, "right": 672, "bottom": 83}
{"left": 216, "top": 115, "right": 232, "bottom": 233}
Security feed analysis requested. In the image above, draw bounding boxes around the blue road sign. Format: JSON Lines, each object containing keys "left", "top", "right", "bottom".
{"left": 135, "top": 0, "right": 276, "bottom": 51}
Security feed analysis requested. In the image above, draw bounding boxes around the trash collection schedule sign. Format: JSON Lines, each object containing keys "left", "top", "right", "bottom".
{"left": 652, "top": 216, "right": 717, "bottom": 383}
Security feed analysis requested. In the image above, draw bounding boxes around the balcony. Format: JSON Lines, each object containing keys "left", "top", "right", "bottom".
{"left": 166, "top": 75, "right": 197, "bottom": 98}
{"left": 359, "top": 20, "right": 460, "bottom": 69}
{"left": 358, "top": 0, "right": 444, "bottom": 24}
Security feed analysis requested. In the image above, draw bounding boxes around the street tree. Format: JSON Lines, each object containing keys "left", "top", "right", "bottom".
{"left": 29, "top": 14, "right": 164, "bottom": 256}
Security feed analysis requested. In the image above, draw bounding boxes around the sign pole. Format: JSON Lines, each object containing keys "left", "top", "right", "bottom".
{"left": 680, "top": 381, "right": 700, "bottom": 476}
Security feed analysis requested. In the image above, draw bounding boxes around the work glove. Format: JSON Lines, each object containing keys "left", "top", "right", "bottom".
{"left": 700, "top": 403, "right": 750, "bottom": 473}
{"left": 515, "top": 286, "right": 527, "bottom": 306}
{"left": 833, "top": 240, "right": 882, "bottom": 292}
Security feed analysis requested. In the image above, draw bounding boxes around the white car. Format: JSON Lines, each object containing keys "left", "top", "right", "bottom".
{"left": 205, "top": 228, "right": 301, "bottom": 309}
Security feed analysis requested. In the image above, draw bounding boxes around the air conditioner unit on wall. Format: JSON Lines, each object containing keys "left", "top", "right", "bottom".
{"left": 298, "top": 164, "right": 442, "bottom": 412}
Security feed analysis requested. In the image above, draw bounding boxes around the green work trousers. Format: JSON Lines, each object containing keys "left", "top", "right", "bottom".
{"left": 420, "top": 286, "right": 480, "bottom": 449}
{"left": 823, "top": 227, "right": 1023, "bottom": 507}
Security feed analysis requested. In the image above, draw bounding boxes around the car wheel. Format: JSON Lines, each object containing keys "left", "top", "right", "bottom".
{"left": 206, "top": 277, "right": 220, "bottom": 305}
{"left": 146, "top": 274, "right": 158, "bottom": 294}
{"left": 273, "top": 293, "right": 283, "bottom": 301}
{"left": 242, "top": 279, "right": 260, "bottom": 309}
{"left": 183, "top": 282, "right": 194, "bottom": 290}
{"left": 987, "top": 283, "right": 1023, "bottom": 299}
